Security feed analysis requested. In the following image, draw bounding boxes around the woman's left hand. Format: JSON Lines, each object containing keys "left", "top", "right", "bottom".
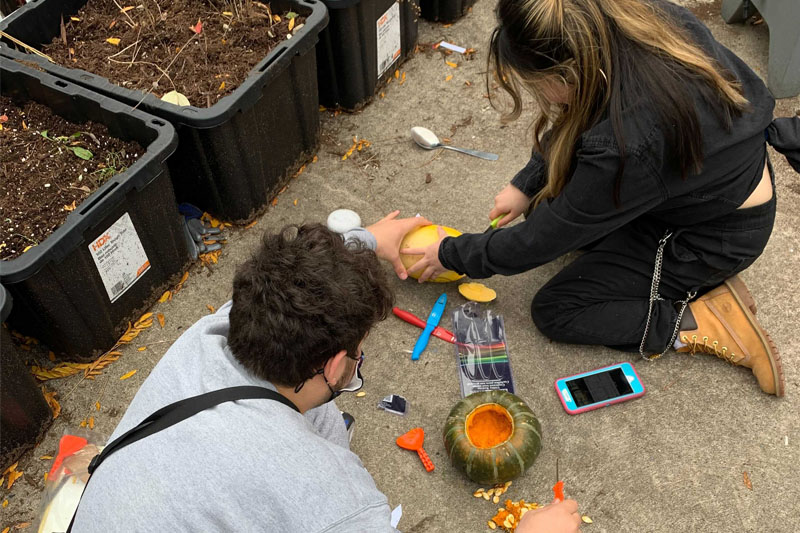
{"left": 403, "top": 226, "right": 448, "bottom": 283}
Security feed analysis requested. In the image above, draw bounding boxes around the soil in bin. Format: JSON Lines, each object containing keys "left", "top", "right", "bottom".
{"left": 0, "top": 96, "right": 143, "bottom": 261}
{"left": 41, "top": 0, "right": 305, "bottom": 108}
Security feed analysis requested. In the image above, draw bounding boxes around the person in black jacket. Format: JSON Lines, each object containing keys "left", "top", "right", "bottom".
{"left": 399, "top": 0, "right": 800, "bottom": 396}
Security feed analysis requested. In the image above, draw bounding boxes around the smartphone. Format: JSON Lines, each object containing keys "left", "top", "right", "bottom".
{"left": 554, "top": 362, "right": 645, "bottom": 415}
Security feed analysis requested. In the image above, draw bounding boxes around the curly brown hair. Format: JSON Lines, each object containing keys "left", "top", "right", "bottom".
{"left": 229, "top": 223, "right": 393, "bottom": 387}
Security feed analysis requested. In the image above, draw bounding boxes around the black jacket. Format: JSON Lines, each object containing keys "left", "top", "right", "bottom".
{"left": 440, "top": 0, "right": 800, "bottom": 279}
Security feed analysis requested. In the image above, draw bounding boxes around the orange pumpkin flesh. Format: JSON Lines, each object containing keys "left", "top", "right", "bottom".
{"left": 466, "top": 404, "right": 514, "bottom": 449}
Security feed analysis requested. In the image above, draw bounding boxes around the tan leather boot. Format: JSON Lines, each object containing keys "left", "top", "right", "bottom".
{"left": 677, "top": 276, "right": 784, "bottom": 396}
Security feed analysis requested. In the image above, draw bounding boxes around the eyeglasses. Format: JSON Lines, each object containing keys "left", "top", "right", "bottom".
{"left": 295, "top": 351, "right": 365, "bottom": 398}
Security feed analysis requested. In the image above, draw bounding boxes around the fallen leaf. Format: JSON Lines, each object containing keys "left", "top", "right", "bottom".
{"left": 219, "top": 81, "right": 225, "bottom": 91}
{"left": 158, "top": 291, "right": 171, "bottom": 303}
{"left": 120, "top": 370, "right": 137, "bottom": 380}
{"left": 207, "top": 304, "right": 215, "bottom": 313}
{"left": 2, "top": 500, "right": 7, "bottom": 507}
{"left": 222, "top": 11, "right": 233, "bottom": 16}
{"left": 445, "top": 75, "right": 453, "bottom": 82}
{"left": 106, "top": 37, "right": 121, "bottom": 46}
{"left": 446, "top": 60, "right": 458, "bottom": 68}
{"left": 4, "top": 463, "right": 22, "bottom": 490}
{"left": 442, "top": 23, "right": 452, "bottom": 28}
{"left": 312, "top": 155, "right": 318, "bottom": 163}
{"left": 63, "top": 200, "right": 77, "bottom": 211}
{"left": 79, "top": 419, "right": 87, "bottom": 428}
{"left": 48, "top": 351, "right": 56, "bottom": 361}
{"left": 95, "top": 401, "right": 101, "bottom": 411}
{"left": 191, "top": 19, "right": 203, "bottom": 34}
{"left": 743, "top": 471, "right": 753, "bottom": 490}
{"left": 161, "top": 90, "right": 191, "bottom": 107}
{"left": 41, "top": 387, "right": 61, "bottom": 419}
{"left": 2, "top": 527, "right": 8, "bottom": 533}
{"left": 70, "top": 16, "right": 80, "bottom": 21}
{"left": 379, "top": 92, "right": 385, "bottom": 99}
{"left": 271, "top": 197, "right": 278, "bottom": 206}
{"left": 39, "top": 455, "right": 53, "bottom": 460}
{"left": 293, "top": 199, "right": 298, "bottom": 206}
{"left": 0, "top": 114, "right": 7, "bottom": 123}
{"left": 273, "top": 14, "right": 281, "bottom": 22}
{"left": 108, "top": 20, "right": 117, "bottom": 29}
{"left": 31, "top": 363, "right": 83, "bottom": 381}
{"left": 394, "top": 69, "right": 400, "bottom": 79}
{"left": 21, "top": 120, "right": 27, "bottom": 130}
{"left": 120, "top": 5, "right": 134, "bottom": 12}
{"left": 582, "top": 515, "right": 593, "bottom": 524}
{"left": 157, "top": 313, "right": 165, "bottom": 328}
{"left": 16, "top": 522, "right": 32, "bottom": 529}
{"left": 88, "top": 416, "right": 95, "bottom": 429}
{"left": 137, "top": 346, "right": 147, "bottom": 351}
{"left": 244, "top": 220, "right": 258, "bottom": 229}
{"left": 288, "top": 17, "right": 295, "bottom": 31}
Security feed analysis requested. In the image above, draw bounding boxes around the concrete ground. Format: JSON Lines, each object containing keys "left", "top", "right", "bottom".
{"left": 3, "top": 0, "right": 799, "bottom": 531}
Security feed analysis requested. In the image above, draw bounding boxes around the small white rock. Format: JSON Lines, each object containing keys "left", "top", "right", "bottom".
{"left": 327, "top": 209, "right": 362, "bottom": 234}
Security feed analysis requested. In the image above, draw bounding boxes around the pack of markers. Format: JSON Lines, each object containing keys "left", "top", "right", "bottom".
{"left": 451, "top": 302, "right": 516, "bottom": 397}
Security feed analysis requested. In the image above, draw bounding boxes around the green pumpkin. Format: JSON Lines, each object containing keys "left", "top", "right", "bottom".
{"left": 443, "top": 390, "right": 542, "bottom": 485}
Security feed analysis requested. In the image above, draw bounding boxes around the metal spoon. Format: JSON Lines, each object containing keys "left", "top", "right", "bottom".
{"left": 410, "top": 126, "right": 498, "bottom": 161}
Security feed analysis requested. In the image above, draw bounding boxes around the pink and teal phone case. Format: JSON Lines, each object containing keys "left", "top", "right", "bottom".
{"left": 554, "top": 362, "right": 645, "bottom": 415}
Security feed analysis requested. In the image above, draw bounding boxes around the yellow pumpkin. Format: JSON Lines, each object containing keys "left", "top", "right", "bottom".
{"left": 399, "top": 225, "right": 465, "bottom": 283}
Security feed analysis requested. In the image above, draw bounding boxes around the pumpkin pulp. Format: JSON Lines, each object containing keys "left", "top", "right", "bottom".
{"left": 465, "top": 404, "right": 514, "bottom": 449}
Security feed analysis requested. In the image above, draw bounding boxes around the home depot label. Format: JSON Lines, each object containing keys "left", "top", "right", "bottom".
{"left": 377, "top": 1, "right": 401, "bottom": 78}
{"left": 89, "top": 213, "right": 150, "bottom": 303}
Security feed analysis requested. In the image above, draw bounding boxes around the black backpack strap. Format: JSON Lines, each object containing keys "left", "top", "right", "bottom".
{"left": 67, "top": 386, "right": 297, "bottom": 532}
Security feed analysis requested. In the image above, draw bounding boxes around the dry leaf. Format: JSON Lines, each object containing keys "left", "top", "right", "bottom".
{"left": 273, "top": 14, "right": 281, "bottom": 22}
{"left": 31, "top": 363, "right": 83, "bottom": 382}
{"left": 445, "top": 60, "right": 458, "bottom": 68}
{"left": 582, "top": 515, "right": 593, "bottom": 524}
{"left": 70, "top": 16, "right": 80, "bottom": 21}
{"left": 95, "top": 401, "right": 101, "bottom": 411}
{"left": 394, "top": 69, "right": 400, "bottom": 79}
{"left": 312, "top": 155, "right": 318, "bottom": 163}
{"left": 79, "top": 419, "right": 87, "bottom": 428}
{"left": 63, "top": 200, "right": 77, "bottom": 211}
{"left": 222, "top": 11, "right": 233, "bottom": 16}
{"left": 2, "top": 527, "right": 8, "bottom": 533}
{"left": 161, "top": 90, "right": 191, "bottom": 106}
{"left": 219, "top": 81, "right": 225, "bottom": 91}
{"left": 39, "top": 455, "right": 53, "bottom": 460}
{"left": 288, "top": 17, "right": 295, "bottom": 31}
{"left": 108, "top": 19, "right": 117, "bottom": 29}
{"left": 191, "top": 19, "right": 203, "bottom": 34}
{"left": 120, "top": 5, "right": 134, "bottom": 12}
{"left": 88, "top": 416, "right": 95, "bottom": 430}
{"left": 293, "top": 199, "right": 298, "bottom": 206}
{"left": 120, "top": 370, "right": 137, "bottom": 380}
{"left": 83, "top": 351, "right": 121, "bottom": 379}
{"left": 157, "top": 313, "right": 165, "bottom": 328}
{"left": 207, "top": 304, "right": 215, "bottom": 313}
{"left": 106, "top": 37, "right": 121, "bottom": 46}
{"left": 445, "top": 75, "right": 453, "bottom": 82}
{"left": 15, "top": 521, "right": 32, "bottom": 529}
{"left": 21, "top": 120, "right": 27, "bottom": 130}
{"left": 4, "top": 462, "right": 23, "bottom": 489}
{"left": 271, "top": 197, "right": 278, "bottom": 206}
{"left": 158, "top": 291, "right": 171, "bottom": 303}
{"left": 48, "top": 351, "right": 56, "bottom": 361}
{"left": 41, "top": 387, "right": 61, "bottom": 419}
{"left": 2, "top": 500, "right": 7, "bottom": 508}
{"left": 743, "top": 471, "right": 753, "bottom": 490}
{"left": 137, "top": 346, "right": 147, "bottom": 351}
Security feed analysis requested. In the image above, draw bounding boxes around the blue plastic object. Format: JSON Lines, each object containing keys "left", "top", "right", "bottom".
{"left": 411, "top": 293, "right": 447, "bottom": 361}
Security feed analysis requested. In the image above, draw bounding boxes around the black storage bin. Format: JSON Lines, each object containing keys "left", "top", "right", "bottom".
{"left": 420, "top": 0, "right": 475, "bottom": 23}
{"left": 0, "top": 58, "right": 189, "bottom": 360}
{"left": 1, "top": 285, "right": 52, "bottom": 472}
{"left": 0, "top": 0, "right": 328, "bottom": 222}
{"left": 317, "top": 0, "right": 419, "bottom": 110}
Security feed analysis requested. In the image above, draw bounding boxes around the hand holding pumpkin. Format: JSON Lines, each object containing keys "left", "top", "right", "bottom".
{"left": 403, "top": 226, "right": 449, "bottom": 283}
{"left": 365, "top": 211, "right": 432, "bottom": 279}
{"left": 516, "top": 499, "right": 582, "bottom": 533}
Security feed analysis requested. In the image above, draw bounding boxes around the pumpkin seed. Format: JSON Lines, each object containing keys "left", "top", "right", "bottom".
{"left": 508, "top": 515, "right": 515, "bottom": 524}
{"left": 487, "top": 488, "right": 495, "bottom": 497}
{"left": 582, "top": 515, "right": 593, "bottom": 524}
{"left": 520, "top": 508, "right": 529, "bottom": 518}
{"left": 503, "top": 518, "right": 513, "bottom": 529}
{"left": 473, "top": 489, "right": 484, "bottom": 498}
{"left": 482, "top": 492, "right": 491, "bottom": 500}
{"left": 492, "top": 495, "right": 500, "bottom": 504}
{"left": 487, "top": 520, "right": 496, "bottom": 530}
{"left": 504, "top": 481, "right": 513, "bottom": 489}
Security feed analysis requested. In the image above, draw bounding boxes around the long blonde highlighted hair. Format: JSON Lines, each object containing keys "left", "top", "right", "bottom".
{"left": 489, "top": 0, "right": 750, "bottom": 207}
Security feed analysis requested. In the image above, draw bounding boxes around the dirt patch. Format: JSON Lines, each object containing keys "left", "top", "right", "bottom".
{"left": 0, "top": 96, "right": 142, "bottom": 261}
{"left": 687, "top": 0, "right": 723, "bottom": 22}
{"left": 41, "top": 0, "right": 304, "bottom": 108}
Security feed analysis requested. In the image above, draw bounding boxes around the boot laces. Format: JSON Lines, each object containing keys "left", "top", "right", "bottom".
{"left": 682, "top": 334, "right": 744, "bottom": 364}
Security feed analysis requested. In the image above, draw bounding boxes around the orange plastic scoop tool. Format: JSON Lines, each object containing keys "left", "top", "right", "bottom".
{"left": 396, "top": 427, "right": 435, "bottom": 472}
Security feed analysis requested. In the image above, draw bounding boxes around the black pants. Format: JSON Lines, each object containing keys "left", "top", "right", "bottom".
{"left": 531, "top": 194, "right": 776, "bottom": 354}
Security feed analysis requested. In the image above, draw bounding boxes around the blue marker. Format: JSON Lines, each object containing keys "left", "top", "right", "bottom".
{"left": 411, "top": 293, "right": 447, "bottom": 361}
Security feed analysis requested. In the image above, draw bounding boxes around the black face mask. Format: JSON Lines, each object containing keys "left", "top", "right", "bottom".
{"left": 295, "top": 352, "right": 364, "bottom": 403}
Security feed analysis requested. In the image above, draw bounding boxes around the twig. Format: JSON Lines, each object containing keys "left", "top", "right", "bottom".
{"left": 112, "top": 0, "right": 137, "bottom": 27}
{"left": 106, "top": 39, "right": 140, "bottom": 60}
{"left": 107, "top": 58, "right": 175, "bottom": 88}
{"left": 131, "top": 33, "right": 198, "bottom": 110}
{"left": 0, "top": 30, "right": 56, "bottom": 63}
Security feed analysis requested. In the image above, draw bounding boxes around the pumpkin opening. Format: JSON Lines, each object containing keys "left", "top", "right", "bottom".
{"left": 465, "top": 404, "right": 513, "bottom": 449}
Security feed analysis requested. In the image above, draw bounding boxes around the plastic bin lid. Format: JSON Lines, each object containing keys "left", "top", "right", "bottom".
{"left": 0, "top": 284, "right": 11, "bottom": 322}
